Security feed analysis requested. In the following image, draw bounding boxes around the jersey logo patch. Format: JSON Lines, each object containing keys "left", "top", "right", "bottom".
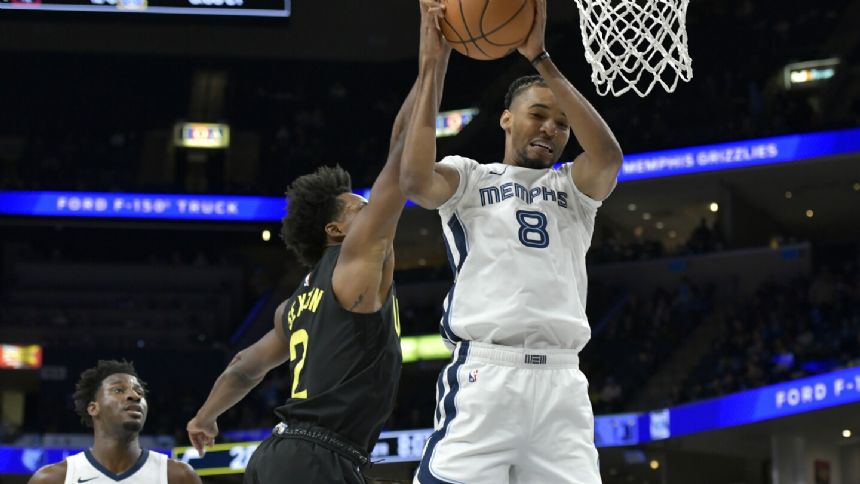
{"left": 77, "top": 478, "right": 98, "bottom": 483}
{"left": 303, "top": 273, "right": 311, "bottom": 287}
{"left": 468, "top": 369, "right": 479, "bottom": 382}
{"left": 524, "top": 354, "right": 547, "bottom": 365}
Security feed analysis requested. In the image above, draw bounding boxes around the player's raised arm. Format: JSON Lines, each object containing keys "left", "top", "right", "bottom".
{"left": 520, "top": 0, "right": 623, "bottom": 201}
{"left": 399, "top": 0, "right": 461, "bottom": 210}
{"left": 328, "top": 85, "right": 417, "bottom": 314}
{"left": 332, "top": 2, "right": 452, "bottom": 313}
{"left": 186, "top": 302, "right": 292, "bottom": 456}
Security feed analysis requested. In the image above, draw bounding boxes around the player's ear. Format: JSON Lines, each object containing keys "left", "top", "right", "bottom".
{"left": 88, "top": 401, "right": 99, "bottom": 418}
{"left": 500, "top": 110, "right": 512, "bottom": 133}
{"left": 325, "top": 221, "right": 346, "bottom": 243}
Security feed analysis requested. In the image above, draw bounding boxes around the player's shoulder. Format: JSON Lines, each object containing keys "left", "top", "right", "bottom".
{"left": 439, "top": 154, "right": 480, "bottom": 169}
{"left": 166, "top": 458, "right": 201, "bottom": 484}
{"left": 146, "top": 449, "right": 171, "bottom": 460}
{"left": 27, "top": 460, "right": 67, "bottom": 484}
{"left": 274, "top": 299, "right": 289, "bottom": 322}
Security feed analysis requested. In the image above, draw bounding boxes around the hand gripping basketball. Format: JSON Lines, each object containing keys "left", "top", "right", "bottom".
{"left": 517, "top": 0, "right": 546, "bottom": 62}
{"left": 419, "top": 0, "right": 451, "bottom": 62}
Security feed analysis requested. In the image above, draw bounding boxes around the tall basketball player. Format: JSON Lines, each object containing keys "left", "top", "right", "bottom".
{"left": 28, "top": 360, "right": 201, "bottom": 484}
{"left": 401, "top": 0, "right": 623, "bottom": 482}
{"left": 184, "top": 43, "right": 451, "bottom": 483}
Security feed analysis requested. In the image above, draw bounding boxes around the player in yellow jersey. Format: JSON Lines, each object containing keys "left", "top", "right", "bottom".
{"left": 185, "top": 29, "right": 452, "bottom": 483}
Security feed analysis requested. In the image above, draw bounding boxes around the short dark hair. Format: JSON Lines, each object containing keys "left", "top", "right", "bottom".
{"left": 280, "top": 165, "right": 352, "bottom": 267}
{"left": 73, "top": 360, "right": 144, "bottom": 429}
{"left": 504, "top": 75, "right": 548, "bottom": 109}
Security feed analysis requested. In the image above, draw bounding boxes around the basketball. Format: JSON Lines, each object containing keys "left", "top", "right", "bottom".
{"left": 440, "top": 0, "right": 536, "bottom": 61}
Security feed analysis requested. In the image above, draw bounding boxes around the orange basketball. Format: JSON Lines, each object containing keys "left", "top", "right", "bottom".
{"left": 440, "top": 0, "right": 536, "bottom": 61}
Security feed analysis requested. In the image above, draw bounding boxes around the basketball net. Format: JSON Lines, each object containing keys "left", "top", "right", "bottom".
{"left": 572, "top": 0, "right": 693, "bottom": 96}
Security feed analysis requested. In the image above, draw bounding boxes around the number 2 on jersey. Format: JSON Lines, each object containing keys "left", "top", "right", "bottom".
{"left": 516, "top": 210, "right": 549, "bottom": 248}
{"left": 289, "top": 329, "right": 309, "bottom": 398}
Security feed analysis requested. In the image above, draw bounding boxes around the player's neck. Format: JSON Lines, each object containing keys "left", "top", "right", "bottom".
{"left": 90, "top": 431, "right": 142, "bottom": 474}
{"left": 502, "top": 142, "right": 518, "bottom": 166}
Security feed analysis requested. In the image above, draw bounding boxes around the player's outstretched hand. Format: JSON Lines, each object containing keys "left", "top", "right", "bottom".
{"left": 418, "top": 0, "right": 451, "bottom": 62}
{"left": 186, "top": 416, "right": 219, "bottom": 457}
{"left": 518, "top": 0, "right": 547, "bottom": 61}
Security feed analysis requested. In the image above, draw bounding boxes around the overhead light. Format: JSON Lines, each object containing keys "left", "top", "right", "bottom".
{"left": 853, "top": 182, "right": 860, "bottom": 192}
{"left": 843, "top": 429, "right": 852, "bottom": 438}
{"left": 173, "top": 122, "right": 231, "bottom": 149}
{"left": 262, "top": 229, "right": 272, "bottom": 241}
{"left": 634, "top": 226, "right": 644, "bottom": 237}
{"left": 785, "top": 191, "right": 793, "bottom": 199}
{"left": 656, "top": 222, "right": 664, "bottom": 229}
{"left": 806, "top": 209, "right": 814, "bottom": 218}
{"left": 643, "top": 212, "right": 651, "bottom": 220}
{"left": 668, "top": 230, "right": 677, "bottom": 239}
{"left": 628, "top": 203, "right": 637, "bottom": 211}
{"left": 784, "top": 58, "right": 839, "bottom": 89}
{"left": 709, "top": 202, "right": 719, "bottom": 212}
{"left": 649, "top": 459, "right": 660, "bottom": 470}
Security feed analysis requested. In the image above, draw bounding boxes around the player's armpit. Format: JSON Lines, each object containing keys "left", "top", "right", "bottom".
{"left": 332, "top": 253, "right": 388, "bottom": 314}
{"left": 570, "top": 151, "right": 621, "bottom": 201}
{"left": 27, "top": 462, "right": 66, "bottom": 484}
{"left": 167, "top": 460, "right": 203, "bottom": 484}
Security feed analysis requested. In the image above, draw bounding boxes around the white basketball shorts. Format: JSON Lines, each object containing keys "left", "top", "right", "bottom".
{"left": 414, "top": 341, "right": 602, "bottom": 484}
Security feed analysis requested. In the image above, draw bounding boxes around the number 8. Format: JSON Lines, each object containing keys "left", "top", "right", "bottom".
{"left": 516, "top": 210, "right": 549, "bottom": 248}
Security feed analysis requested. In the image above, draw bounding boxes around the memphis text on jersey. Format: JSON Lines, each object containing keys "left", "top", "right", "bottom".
{"left": 478, "top": 182, "right": 568, "bottom": 208}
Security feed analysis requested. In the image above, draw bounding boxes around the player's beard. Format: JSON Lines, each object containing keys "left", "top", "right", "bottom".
{"left": 515, "top": 147, "right": 553, "bottom": 169}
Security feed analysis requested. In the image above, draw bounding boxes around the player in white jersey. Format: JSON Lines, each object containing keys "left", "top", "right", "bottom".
{"left": 28, "top": 360, "right": 200, "bottom": 484}
{"left": 402, "top": 1, "right": 623, "bottom": 483}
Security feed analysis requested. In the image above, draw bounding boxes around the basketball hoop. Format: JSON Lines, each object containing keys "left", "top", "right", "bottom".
{"left": 572, "top": 0, "right": 693, "bottom": 97}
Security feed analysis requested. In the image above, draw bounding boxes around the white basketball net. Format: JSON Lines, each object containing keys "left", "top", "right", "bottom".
{"left": 572, "top": 0, "right": 693, "bottom": 96}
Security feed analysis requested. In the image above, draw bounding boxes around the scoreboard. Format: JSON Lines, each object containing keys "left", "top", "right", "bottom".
{"left": 0, "top": 0, "right": 290, "bottom": 17}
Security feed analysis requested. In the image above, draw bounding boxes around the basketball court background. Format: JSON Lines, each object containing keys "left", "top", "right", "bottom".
{"left": 1, "top": 0, "right": 859, "bottom": 482}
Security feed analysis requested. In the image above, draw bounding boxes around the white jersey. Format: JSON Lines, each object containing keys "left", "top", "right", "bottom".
{"left": 63, "top": 449, "right": 168, "bottom": 484}
{"left": 437, "top": 155, "right": 605, "bottom": 351}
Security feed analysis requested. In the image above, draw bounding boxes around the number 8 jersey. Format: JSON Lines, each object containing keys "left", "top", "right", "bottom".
{"left": 436, "top": 155, "right": 606, "bottom": 351}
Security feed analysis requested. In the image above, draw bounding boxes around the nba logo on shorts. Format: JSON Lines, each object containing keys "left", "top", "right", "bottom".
{"left": 468, "top": 369, "right": 479, "bottom": 382}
